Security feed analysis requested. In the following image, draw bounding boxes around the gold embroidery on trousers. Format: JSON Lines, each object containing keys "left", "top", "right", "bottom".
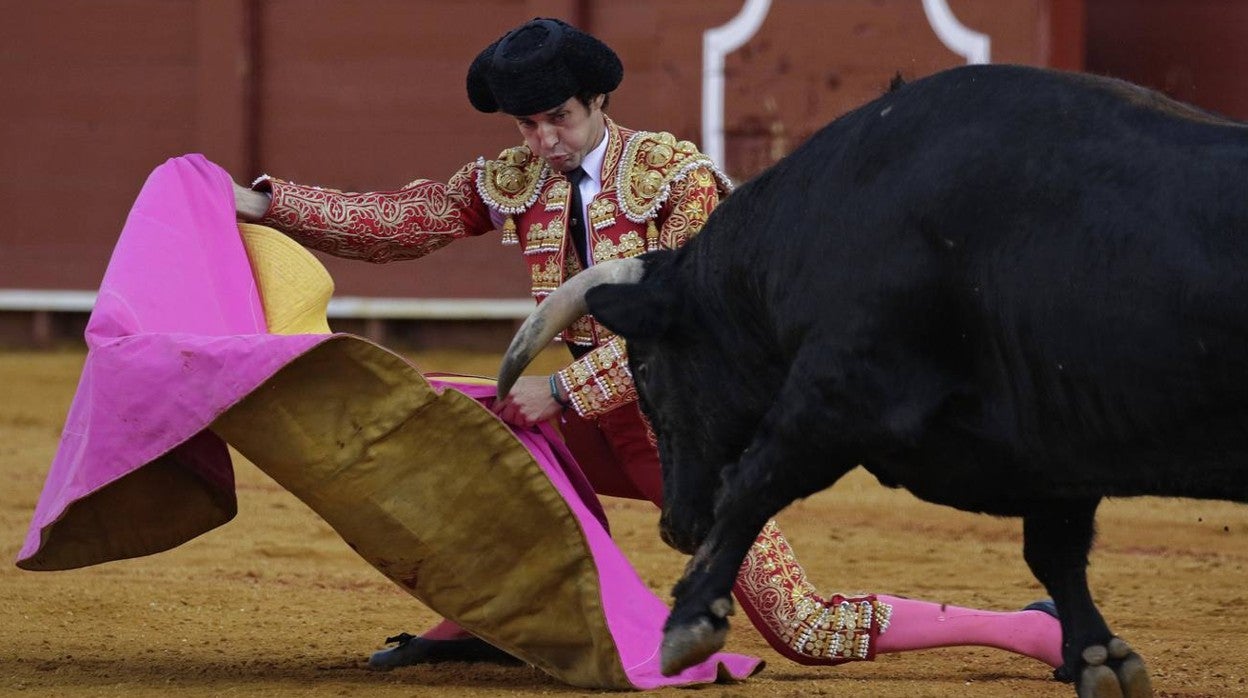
{"left": 736, "top": 520, "right": 893, "bottom": 662}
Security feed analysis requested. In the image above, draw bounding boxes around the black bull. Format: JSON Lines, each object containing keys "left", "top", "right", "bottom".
{"left": 498, "top": 64, "right": 1248, "bottom": 698}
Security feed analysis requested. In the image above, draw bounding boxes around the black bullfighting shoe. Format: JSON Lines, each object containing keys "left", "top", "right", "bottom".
{"left": 1023, "top": 598, "right": 1058, "bottom": 618}
{"left": 367, "top": 632, "right": 522, "bottom": 671}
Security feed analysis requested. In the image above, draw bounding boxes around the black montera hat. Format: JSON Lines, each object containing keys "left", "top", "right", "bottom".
{"left": 466, "top": 18, "right": 623, "bottom": 115}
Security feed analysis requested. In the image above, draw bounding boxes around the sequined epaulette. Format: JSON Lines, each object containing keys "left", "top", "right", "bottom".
{"left": 615, "top": 131, "right": 733, "bottom": 223}
{"left": 475, "top": 145, "right": 548, "bottom": 214}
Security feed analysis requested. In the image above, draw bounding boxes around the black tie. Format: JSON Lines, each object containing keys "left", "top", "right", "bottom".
{"left": 567, "top": 167, "right": 589, "bottom": 268}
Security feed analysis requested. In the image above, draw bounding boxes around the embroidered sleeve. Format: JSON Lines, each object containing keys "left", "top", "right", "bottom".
{"left": 657, "top": 165, "right": 724, "bottom": 250}
{"left": 553, "top": 336, "right": 637, "bottom": 418}
{"left": 253, "top": 162, "right": 493, "bottom": 263}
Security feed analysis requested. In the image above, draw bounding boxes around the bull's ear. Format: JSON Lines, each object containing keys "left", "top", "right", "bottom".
{"left": 587, "top": 281, "right": 676, "bottom": 340}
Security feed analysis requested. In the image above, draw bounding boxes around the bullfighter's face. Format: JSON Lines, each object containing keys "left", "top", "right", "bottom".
{"left": 513, "top": 95, "right": 606, "bottom": 173}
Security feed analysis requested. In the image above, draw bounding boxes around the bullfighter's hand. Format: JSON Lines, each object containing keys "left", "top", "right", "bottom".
{"left": 234, "top": 181, "right": 271, "bottom": 221}
{"left": 493, "top": 375, "right": 564, "bottom": 428}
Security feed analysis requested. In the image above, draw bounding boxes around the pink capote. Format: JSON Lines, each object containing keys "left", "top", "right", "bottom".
{"left": 15, "top": 154, "right": 760, "bottom": 689}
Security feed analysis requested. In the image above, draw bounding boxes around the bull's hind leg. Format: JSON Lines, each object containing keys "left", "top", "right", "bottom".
{"left": 1023, "top": 498, "right": 1152, "bottom": 698}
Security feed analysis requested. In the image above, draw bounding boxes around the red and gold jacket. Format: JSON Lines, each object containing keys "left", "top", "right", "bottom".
{"left": 254, "top": 117, "right": 731, "bottom": 418}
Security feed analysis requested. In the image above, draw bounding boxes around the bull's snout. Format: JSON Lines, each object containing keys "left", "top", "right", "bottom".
{"left": 659, "top": 508, "right": 710, "bottom": 555}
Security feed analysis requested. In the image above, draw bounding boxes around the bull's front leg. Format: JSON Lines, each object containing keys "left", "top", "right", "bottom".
{"left": 659, "top": 455, "right": 857, "bottom": 676}
{"left": 1023, "top": 498, "right": 1152, "bottom": 698}
{"left": 659, "top": 504, "right": 772, "bottom": 675}
{"left": 659, "top": 362, "right": 860, "bottom": 675}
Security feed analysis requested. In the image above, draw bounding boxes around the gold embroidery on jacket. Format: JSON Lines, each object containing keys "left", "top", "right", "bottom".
{"left": 524, "top": 219, "right": 565, "bottom": 256}
{"left": 530, "top": 257, "right": 563, "bottom": 295}
{"left": 658, "top": 168, "right": 721, "bottom": 251}
{"left": 588, "top": 198, "right": 618, "bottom": 231}
{"left": 556, "top": 338, "right": 635, "bottom": 416}
{"left": 599, "top": 118, "right": 628, "bottom": 195}
{"left": 592, "top": 231, "right": 646, "bottom": 264}
{"left": 616, "top": 131, "right": 733, "bottom": 223}
{"left": 477, "top": 146, "right": 547, "bottom": 214}
{"left": 542, "top": 180, "right": 570, "bottom": 211}
{"left": 564, "top": 315, "right": 599, "bottom": 347}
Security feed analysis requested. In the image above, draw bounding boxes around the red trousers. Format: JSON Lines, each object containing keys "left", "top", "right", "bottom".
{"left": 559, "top": 403, "right": 664, "bottom": 505}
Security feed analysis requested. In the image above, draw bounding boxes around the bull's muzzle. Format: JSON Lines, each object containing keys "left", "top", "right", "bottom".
{"left": 659, "top": 508, "right": 710, "bottom": 555}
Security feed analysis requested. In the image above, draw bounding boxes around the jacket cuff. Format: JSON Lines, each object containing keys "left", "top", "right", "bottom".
{"left": 553, "top": 338, "right": 637, "bottom": 418}
{"left": 249, "top": 175, "right": 287, "bottom": 224}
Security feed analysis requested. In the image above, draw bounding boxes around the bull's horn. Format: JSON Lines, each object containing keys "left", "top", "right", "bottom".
{"left": 497, "top": 257, "right": 644, "bottom": 399}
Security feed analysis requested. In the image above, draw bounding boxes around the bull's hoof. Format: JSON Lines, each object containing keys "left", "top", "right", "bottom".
{"left": 659, "top": 615, "right": 729, "bottom": 676}
{"left": 1076, "top": 638, "right": 1153, "bottom": 698}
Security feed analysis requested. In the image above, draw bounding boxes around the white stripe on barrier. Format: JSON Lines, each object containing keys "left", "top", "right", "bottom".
{"left": 0, "top": 290, "right": 535, "bottom": 320}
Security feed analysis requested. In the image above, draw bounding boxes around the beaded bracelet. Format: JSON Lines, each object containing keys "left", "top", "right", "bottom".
{"left": 549, "top": 374, "right": 571, "bottom": 409}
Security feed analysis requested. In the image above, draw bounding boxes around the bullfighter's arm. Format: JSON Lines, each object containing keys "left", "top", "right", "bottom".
{"left": 246, "top": 162, "right": 495, "bottom": 263}
{"left": 556, "top": 167, "right": 723, "bottom": 418}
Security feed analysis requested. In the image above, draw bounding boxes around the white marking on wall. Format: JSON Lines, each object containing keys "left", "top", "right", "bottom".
{"left": 922, "top": 0, "right": 991, "bottom": 64}
{"left": 702, "top": 0, "right": 772, "bottom": 168}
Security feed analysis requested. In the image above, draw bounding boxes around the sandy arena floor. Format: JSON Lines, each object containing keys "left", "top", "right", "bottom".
{"left": 2, "top": 349, "right": 1246, "bottom": 697}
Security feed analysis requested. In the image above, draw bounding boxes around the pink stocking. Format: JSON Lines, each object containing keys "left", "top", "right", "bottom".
{"left": 873, "top": 595, "right": 1063, "bottom": 667}
{"left": 417, "top": 618, "right": 475, "bottom": 641}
